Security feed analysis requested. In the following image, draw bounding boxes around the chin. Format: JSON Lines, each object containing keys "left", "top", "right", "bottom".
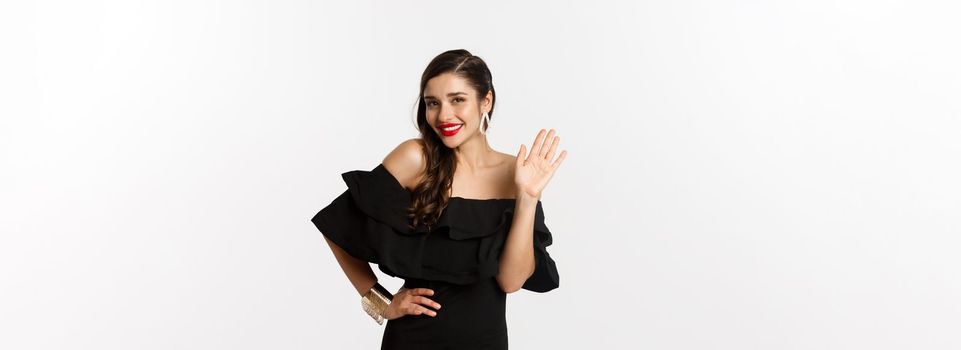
{"left": 440, "top": 132, "right": 473, "bottom": 149}
{"left": 441, "top": 137, "right": 462, "bottom": 149}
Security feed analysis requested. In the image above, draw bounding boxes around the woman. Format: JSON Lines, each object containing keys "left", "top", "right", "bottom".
{"left": 311, "top": 49, "right": 567, "bottom": 349}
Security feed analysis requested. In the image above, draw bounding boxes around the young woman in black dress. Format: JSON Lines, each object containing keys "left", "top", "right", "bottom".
{"left": 311, "top": 49, "right": 567, "bottom": 349}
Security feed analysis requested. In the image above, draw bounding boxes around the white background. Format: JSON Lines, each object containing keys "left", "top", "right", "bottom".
{"left": 2, "top": 0, "right": 960, "bottom": 349}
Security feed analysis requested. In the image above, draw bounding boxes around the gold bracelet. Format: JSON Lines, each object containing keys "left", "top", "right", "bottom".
{"left": 361, "top": 283, "right": 393, "bottom": 325}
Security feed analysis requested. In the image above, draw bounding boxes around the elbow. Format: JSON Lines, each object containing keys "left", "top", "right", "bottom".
{"left": 496, "top": 254, "right": 537, "bottom": 293}
{"left": 497, "top": 268, "right": 535, "bottom": 294}
{"left": 498, "top": 280, "right": 524, "bottom": 294}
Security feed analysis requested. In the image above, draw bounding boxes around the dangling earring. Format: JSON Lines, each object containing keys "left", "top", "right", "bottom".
{"left": 479, "top": 112, "right": 491, "bottom": 135}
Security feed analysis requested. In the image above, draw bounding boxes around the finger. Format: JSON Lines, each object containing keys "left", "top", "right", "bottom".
{"left": 551, "top": 150, "right": 568, "bottom": 170}
{"left": 405, "top": 303, "right": 432, "bottom": 316}
{"left": 402, "top": 304, "right": 418, "bottom": 316}
{"left": 529, "top": 129, "right": 546, "bottom": 160}
{"left": 545, "top": 135, "right": 559, "bottom": 162}
{"left": 516, "top": 144, "right": 526, "bottom": 168}
{"left": 540, "top": 129, "right": 556, "bottom": 158}
{"left": 414, "top": 296, "right": 442, "bottom": 310}
{"left": 410, "top": 288, "right": 435, "bottom": 296}
{"left": 412, "top": 305, "right": 437, "bottom": 317}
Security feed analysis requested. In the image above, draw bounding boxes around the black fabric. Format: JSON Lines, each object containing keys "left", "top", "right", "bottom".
{"left": 382, "top": 277, "right": 508, "bottom": 350}
{"left": 310, "top": 163, "right": 560, "bottom": 349}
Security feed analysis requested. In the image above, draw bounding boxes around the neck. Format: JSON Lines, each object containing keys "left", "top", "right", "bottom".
{"left": 453, "top": 133, "right": 496, "bottom": 173}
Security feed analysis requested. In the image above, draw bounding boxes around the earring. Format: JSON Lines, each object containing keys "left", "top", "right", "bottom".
{"left": 479, "top": 112, "right": 491, "bottom": 135}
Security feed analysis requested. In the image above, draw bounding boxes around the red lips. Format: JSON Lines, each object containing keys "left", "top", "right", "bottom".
{"left": 439, "top": 122, "right": 463, "bottom": 137}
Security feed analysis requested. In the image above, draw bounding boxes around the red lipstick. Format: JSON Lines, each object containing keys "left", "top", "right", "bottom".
{"left": 439, "top": 122, "right": 463, "bottom": 137}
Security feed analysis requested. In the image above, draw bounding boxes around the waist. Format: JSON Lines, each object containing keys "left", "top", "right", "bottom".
{"left": 396, "top": 276, "right": 507, "bottom": 331}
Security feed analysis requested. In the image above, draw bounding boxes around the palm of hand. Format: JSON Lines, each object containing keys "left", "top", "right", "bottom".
{"left": 515, "top": 129, "right": 568, "bottom": 199}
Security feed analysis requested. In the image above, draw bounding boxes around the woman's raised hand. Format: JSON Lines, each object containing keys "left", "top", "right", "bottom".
{"left": 515, "top": 128, "right": 567, "bottom": 200}
{"left": 384, "top": 287, "right": 442, "bottom": 320}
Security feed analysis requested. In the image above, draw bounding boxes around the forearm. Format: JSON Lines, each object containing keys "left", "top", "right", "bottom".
{"left": 496, "top": 194, "right": 538, "bottom": 293}
{"left": 323, "top": 235, "right": 377, "bottom": 296}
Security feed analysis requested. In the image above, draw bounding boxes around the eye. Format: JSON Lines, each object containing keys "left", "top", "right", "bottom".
{"left": 453, "top": 98, "right": 465, "bottom": 103}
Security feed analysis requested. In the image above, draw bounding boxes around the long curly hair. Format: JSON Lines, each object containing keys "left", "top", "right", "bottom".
{"left": 407, "top": 49, "right": 496, "bottom": 230}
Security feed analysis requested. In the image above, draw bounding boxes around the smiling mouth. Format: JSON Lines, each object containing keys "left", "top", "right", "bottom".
{"left": 439, "top": 123, "right": 463, "bottom": 136}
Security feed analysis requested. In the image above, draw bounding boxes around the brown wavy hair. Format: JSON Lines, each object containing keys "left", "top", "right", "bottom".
{"left": 407, "top": 49, "right": 496, "bottom": 231}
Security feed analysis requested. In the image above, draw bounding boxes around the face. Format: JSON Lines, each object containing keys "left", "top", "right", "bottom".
{"left": 422, "top": 73, "right": 492, "bottom": 148}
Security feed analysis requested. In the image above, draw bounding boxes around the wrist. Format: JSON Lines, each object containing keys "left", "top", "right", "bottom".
{"left": 361, "top": 282, "right": 393, "bottom": 325}
{"left": 515, "top": 192, "right": 540, "bottom": 207}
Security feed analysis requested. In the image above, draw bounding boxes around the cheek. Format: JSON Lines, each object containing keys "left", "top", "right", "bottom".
{"left": 453, "top": 105, "right": 473, "bottom": 116}
{"left": 429, "top": 116, "right": 445, "bottom": 129}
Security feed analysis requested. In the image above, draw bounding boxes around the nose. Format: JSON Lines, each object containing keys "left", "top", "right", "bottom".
{"left": 438, "top": 110, "right": 457, "bottom": 123}
{"left": 438, "top": 104, "right": 454, "bottom": 119}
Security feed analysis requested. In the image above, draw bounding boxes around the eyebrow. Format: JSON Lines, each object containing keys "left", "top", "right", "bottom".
{"left": 424, "top": 92, "right": 468, "bottom": 99}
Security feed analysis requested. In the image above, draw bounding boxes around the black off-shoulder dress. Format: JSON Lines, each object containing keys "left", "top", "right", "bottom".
{"left": 310, "top": 163, "right": 560, "bottom": 350}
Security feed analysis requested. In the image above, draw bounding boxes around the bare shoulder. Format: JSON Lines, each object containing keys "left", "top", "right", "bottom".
{"left": 495, "top": 150, "right": 518, "bottom": 180}
{"left": 382, "top": 138, "right": 427, "bottom": 191}
{"left": 497, "top": 150, "right": 517, "bottom": 163}
{"left": 496, "top": 151, "right": 517, "bottom": 170}
{"left": 480, "top": 151, "right": 518, "bottom": 198}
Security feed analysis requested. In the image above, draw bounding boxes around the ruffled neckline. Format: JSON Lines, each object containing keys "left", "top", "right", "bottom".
{"left": 343, "top": 163, "right": 548, "bottom": 239}
{"left": 313, "top": 162, "right": 559, "bottom": 291}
